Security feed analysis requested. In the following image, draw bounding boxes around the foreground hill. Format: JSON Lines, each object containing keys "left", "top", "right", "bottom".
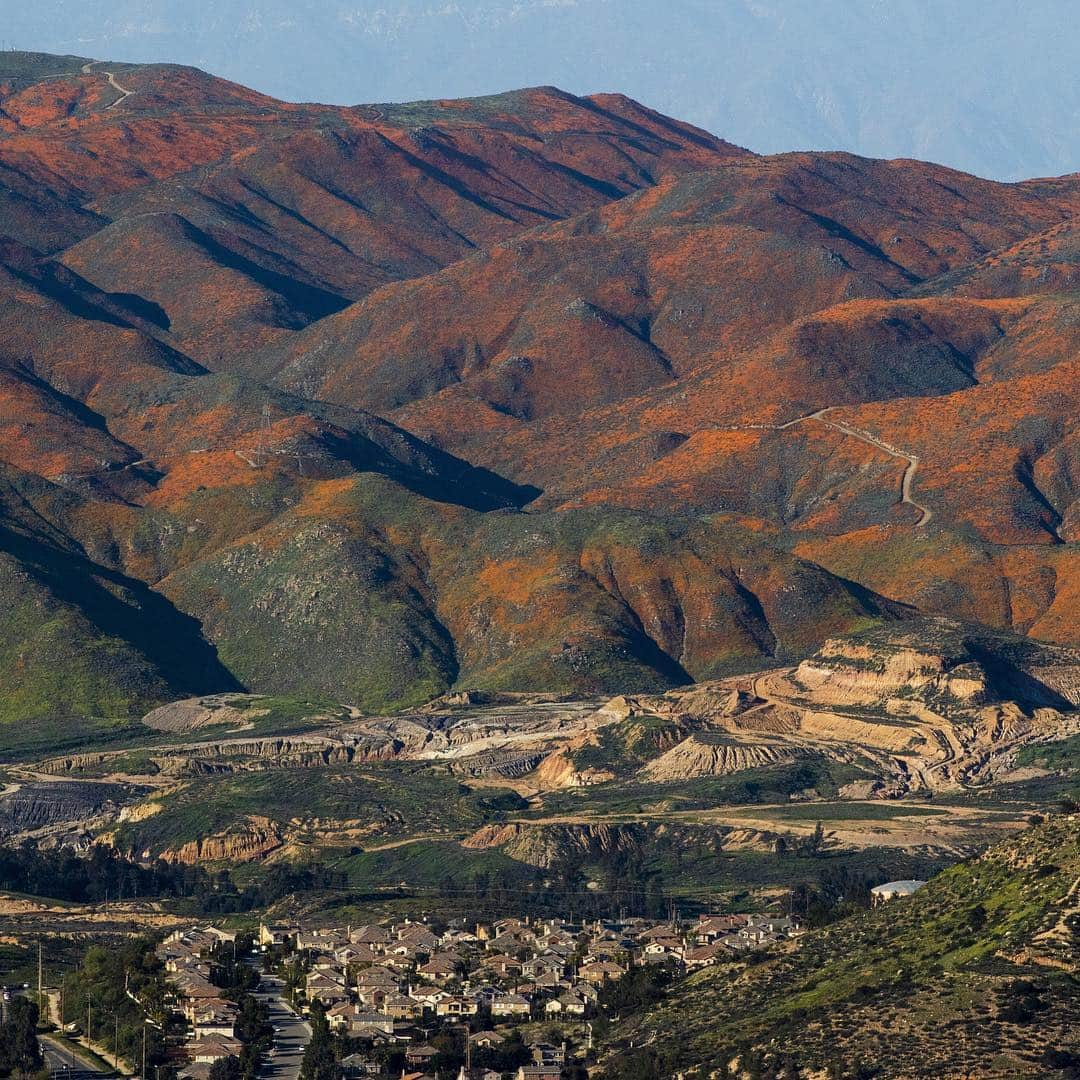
{"left": 601, "top": 814, "right": 1080, "bottom": 1078}
{"left": 0, "top": 51, "right": 1078, "bottom": 744}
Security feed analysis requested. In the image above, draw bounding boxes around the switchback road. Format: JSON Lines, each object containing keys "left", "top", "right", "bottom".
{"left": 738, "top": 406, "right": 933, "bottom": 528}
{"left": 81, "top": 61, "right": 136, "bottom": 109}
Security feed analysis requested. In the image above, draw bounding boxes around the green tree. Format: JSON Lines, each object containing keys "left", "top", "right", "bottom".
{"left": 0, "top": 998, "right": 44, "bottom": 1078}
{"left": 299, "top": 1002, "right": 340, "bottom": 1080}
{"left": 208, "top": 1058, "right": 242, "bottom": 1080}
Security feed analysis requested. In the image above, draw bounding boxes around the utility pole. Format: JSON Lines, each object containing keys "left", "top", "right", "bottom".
{"left": 87, "top": 997, "right": 91, "bottom": 1045}
{"left": 254, "top": 404, "right": 272, "bottom": 467}
{"left": 37, "top": 941, "right": 43, "bottom": 1017}
{"left": 142, "top": 1021, "right": 147, "bottom": 1079}
{"left": 460, "top": 1023, "right": 471, "bottom": 1073}
{"left": 114, "top": 1012, "right": 119, "bottom": 1070}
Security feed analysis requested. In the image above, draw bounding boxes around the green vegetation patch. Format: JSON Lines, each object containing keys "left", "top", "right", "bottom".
{"left": 603, "top": 816, "right": 1080, "bottom": 1077}
{"left": 535, "top": 758, "right": 870, "bottom": 817}
{"left": 1014, "top": 733, "right": 1080, "bottom": 771}
{"left": 570, "top": 714, "right": 687, "bottom": 776}
{"left": 729, "top": 801, "right": 949, "bottom": 822}
{"left": 112, "top": 764, "right": 512, "bottom": 857}
{"left": 333, "top": 839, "right": 525, "bottom": 890}
{"left": 0, "top": 51, "right": 90, "bottom": 84}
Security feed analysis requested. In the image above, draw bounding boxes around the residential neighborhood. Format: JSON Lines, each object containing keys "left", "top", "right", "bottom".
{"left": 156, "top": 910, "right": 804, "bottom": 1079}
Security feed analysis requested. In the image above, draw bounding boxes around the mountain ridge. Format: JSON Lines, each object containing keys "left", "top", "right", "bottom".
{"left": 9, "top": 0, "right": 1080, "bottom": 180}
{"left": 0, "top": 52, "right": 1077, "bottom": 745}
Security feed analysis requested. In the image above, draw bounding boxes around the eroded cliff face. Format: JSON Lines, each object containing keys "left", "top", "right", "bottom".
{"left": 156, "top": 815, "right": 284, "bottom": 864}
{"left": 5, "top": 618, "right": 1077, "bottom": 866}
{"left": 639, "top": 736, "right": 803, "bottom": 781}
{"left": 530, "top": 749, "right": 615, "bottom": 789}
{"left": 793, "top": 645, "right": 994, "bottom": 706}
{"left": 462, "top": 820, "right": 778, "bottom": 869}
{"left": 0, "top": 780, "right": 149, "bottom": 838}
{"left": 598, "top": 619, "right": 1080, "bottom": 794}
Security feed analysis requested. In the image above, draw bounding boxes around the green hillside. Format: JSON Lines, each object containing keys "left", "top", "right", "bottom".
{"left": 600, "top": 814, "right": 1080, "bottom": 1078}
{"left": 0, "top": 523, "right": 239, "bottom": 757}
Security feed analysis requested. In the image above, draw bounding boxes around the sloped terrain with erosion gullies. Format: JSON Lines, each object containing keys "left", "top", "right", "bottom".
{"left": 0, "top": 50, "right": 1077, "bottom": 765}
{"left": 0, "top": 618, "right": 1075, "bottom": 882}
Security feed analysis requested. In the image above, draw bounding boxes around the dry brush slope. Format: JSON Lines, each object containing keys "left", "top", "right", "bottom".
{"left": 256, "top": 156, "right": 1080, "bottom": 643}
{"left": 0, "top": 51, "right": 1078, "bottom": 740}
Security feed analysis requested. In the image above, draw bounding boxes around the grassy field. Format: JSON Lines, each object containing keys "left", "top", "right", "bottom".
{"left": 934, "top": 771, "right": 1080, "bottom": 809}
{"left": 726, "top": 801, "right": 949, "bottom": 822}
{"left": 111, "top": 763, "right": 512, "bottom": 856}
{"left": 532, "top": 758, "right": 871, "bottom": 818}
{"left": 0, "top": 716, "right": 154, "bottom": 764}
{"left": 2, "top": 694, "right": 361, "bottom": 769}
{"left": 1014, "top": 733, "right": 1080, "bottom": 772}
{"left": 0, "top": 51, "right": 89, "bottom": 83}
{"left": 330, "top": 838, "right": 526, "bottom": 888}
{"left": 649, "top": 845, "right": 951, "bottom": 903}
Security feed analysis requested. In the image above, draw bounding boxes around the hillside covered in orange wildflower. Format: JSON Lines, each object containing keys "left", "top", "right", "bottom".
{"left": 0, "top": 50, "right": 1077, "bottom": 744}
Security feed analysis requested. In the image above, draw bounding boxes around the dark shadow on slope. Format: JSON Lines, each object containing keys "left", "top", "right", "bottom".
{"left": 1012, "top": 456, "right": 1064, "bottom": 544}
{"left": 176, "top": 217, "right": 353, "bottom": 322}
{"left": 321, "top": 428, "right": 542, "bottom": 512}
{"left": 0, "top": 523, "right": 243, "bottom": 697}
{"left": 575, "top": 92, "right": 732, "bottom": 153}
{"left": 105, "top": 290, "right": 173, "bottom": 331}
{"left": 8, "top": 362, "right": 135, "bottom": 442}
{"left": 776, "top": 196, "right": 921, "bottom": 285}
{"left": 622, "top": 625, "right": 694, "bottom": 687}
{"left": 7, "top": 263, "right": 134, "bottom": 329}
{"left": 965, "top": 636, "right": 1075, "bottom": 712}
{"left": 375, "top": 131, "right": 522, "bottom": 223}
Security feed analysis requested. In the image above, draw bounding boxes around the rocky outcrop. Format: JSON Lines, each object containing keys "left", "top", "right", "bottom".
{"left": 0, "top": 781, "right": 147, "bottom": 837}
{"left": 639, "top": 735, "right": 802, "bottom": 781}
{"left": 462, "top": 820, "right": 778, "bottom": 868}
{"left": 532, "top": 750, "right": 615, "bottom": 789}
{"left": 142, "top": 696, "right": 252, "bottom": 733}
{"left": 794, "top": 643, "right": 994, "bottom": 708}
{"left": 448, "top": 750, "right": 547, "bottom": 779}
{"left": 463, "top": 821, "right": 650, "bottom": 868}
{"left": 158, "top": 816, "right": 283, "bottom": 864}
{"left": 792, "top": 620, "right": 1080, "bottom": 715}
{"left": 36, "top": 752, "right": 147, "bottom": 776}
{"left": 589, "top": 618, "right": 1080, "bottom": 795}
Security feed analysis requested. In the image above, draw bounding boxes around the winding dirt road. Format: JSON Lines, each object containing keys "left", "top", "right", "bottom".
{"left": 741, "top": 406, "right": 933, "bottom": 528}
{"left": 81, "top": 60, "right": 136, "bottom": 109}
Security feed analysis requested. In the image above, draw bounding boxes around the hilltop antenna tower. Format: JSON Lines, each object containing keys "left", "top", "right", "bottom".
{"left": 254, "top": 404, "right": 273, "bottom": 468}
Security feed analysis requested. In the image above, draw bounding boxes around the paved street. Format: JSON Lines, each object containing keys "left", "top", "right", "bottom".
{"left": 253, "top": 975, "right": 311, "bottom": 1080}
{"left": 39, "top": 1033, "right": 111, "bottom": 1079}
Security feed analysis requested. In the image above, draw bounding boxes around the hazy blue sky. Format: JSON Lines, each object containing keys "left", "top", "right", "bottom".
{"left": 8, "top": 0, "right": 1079, "bottom": 180}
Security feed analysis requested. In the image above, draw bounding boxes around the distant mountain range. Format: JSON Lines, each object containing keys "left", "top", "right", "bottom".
{"left": 5, "top": 0, "right": 1080, "bottom": 181}
{"left": 0, "top": 50, "right": 1078, "bottom": 749}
